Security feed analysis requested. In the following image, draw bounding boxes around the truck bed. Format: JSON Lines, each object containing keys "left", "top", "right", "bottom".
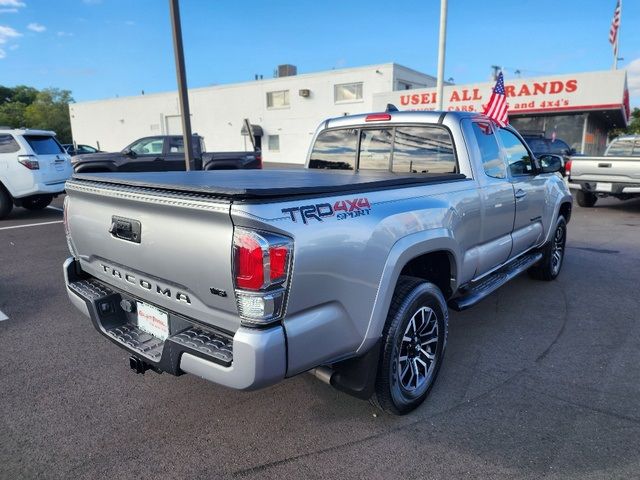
{"left": 71, "top": 169, "right": 466, "bottom": 200}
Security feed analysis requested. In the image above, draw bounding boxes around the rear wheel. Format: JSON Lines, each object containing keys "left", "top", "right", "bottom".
{"left": 22, "top": 194, "right": 53, "bottom": 211}
{"left": 371, "top": 277, "right": 448, "bottom": 415}
{"left": 576, "top": 190, "right": 597, "bottom": 208}
{"left": 0, "top": 185, "right": 13, "bottom": 219}
{"left": 528, "top": 215, "right": 567, "bottom": 281}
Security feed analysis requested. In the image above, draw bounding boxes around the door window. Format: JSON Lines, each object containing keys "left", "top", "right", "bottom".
{"left": 497, "top": 129, "right": 535, "bottom": 176}
{"left": 359, "top": 129, "right": 392, "bottom": 170}
{"left": 167, "top": 137, "right": 184, "bottom": 153}
{"left": 392, "top": 126, "right": 456, "bottom": 174}
{"left": 129, "top": 138, "right": 163, "bottom": 155}
{"left": 471, "top": 122, "right": 506, "bottom": 179}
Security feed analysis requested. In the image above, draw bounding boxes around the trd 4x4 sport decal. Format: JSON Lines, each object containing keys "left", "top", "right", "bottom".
{"left": 282, "top": 198, "right": 371, "bottom": 224}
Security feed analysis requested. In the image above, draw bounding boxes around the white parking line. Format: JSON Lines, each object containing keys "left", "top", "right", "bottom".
{"left": 0, "top": 310, "right": 8, "bottom": 322}
{"left": 0, "top": 220, "right": 64, "bottom": 231}
{"left": 46, "top": 206, "right": 64, "bottom": 212}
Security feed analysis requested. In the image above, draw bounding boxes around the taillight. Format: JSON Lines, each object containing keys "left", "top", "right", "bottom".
{"left": 256, "top": 152, "right": 263, "bottom": 169}
{"left": 365, "top": 113, "right": 392, "bottom": 122}
{"left": 234, "top": 233, "right": 265, "bottom": 290}
{"left": 233, "top": 228, "right": 292, "bottom": 325}
{"left": 18, "top": 155, "right": 39, "bottom": 170}
{"left": 565, "top": 159, "right": 572, "bottom": 176}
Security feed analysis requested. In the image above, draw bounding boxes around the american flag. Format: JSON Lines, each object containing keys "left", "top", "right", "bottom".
{"left": 483, "top": 72, "right": 509, "bottom": 127}
{"left": 609, "top": 0, "right": 621, "bottom": 51}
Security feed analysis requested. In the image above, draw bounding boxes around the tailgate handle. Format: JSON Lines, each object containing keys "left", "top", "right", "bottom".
{"left": 109, "top": 216, "right": 141, "bottom": 243}
{"left": 598, "top": 163, "right": 612, "bottom": 168}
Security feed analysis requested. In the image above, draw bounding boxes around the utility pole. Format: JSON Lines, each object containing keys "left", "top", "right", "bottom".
{"left": 491, "top": 65, "right": 501, "bottom": 81}
{"left": 435, "top": 0, "right": 448, "bottom": 111}
{"left": 169, "top": 0, "right": 195, "bottom": 171}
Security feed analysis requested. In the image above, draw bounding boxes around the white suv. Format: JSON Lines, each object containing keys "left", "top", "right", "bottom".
{"left": 0, "top": 128, "right": 73, "bottom": 219}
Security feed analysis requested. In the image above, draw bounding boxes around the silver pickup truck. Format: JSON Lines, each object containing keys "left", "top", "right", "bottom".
{"left": 63, "top": 111, "right": 572, "bottom": 415}
{"left": 568, "top": 134, "right": 640, "bottom": 207}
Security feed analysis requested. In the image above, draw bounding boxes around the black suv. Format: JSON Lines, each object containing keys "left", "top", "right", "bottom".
{"left": 521, "top": 133, "right": 575, "bottom": 176}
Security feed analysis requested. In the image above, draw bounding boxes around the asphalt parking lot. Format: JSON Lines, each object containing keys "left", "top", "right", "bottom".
{"left": 1, "top": 193, "right": 639, "bottom": 480}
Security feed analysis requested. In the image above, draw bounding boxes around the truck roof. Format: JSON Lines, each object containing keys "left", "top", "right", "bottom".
{"left": 71, "top": 170, "right": 466, "bottom": 200}
{"left": 322, "top": 110, "right": 480, "bottom": 130}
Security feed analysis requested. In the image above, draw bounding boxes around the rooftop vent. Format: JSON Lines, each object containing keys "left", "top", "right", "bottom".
{"left": 276, "top": 64, "right": 297, "bottom": 78}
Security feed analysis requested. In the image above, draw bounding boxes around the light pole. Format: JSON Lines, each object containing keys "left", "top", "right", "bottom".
{"left": 435, "top": 0, "right": 448, "bottom": 111}
{"left": 169, "top": 0, "right": 195, "bottom": 171}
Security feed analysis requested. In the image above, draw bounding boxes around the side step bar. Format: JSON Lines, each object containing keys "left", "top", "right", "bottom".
{"left": 448, "top": 252, "right": 543, "bottom": 311}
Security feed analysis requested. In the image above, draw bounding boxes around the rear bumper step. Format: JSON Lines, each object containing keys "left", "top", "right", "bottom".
{"left": 63, "top": 258, "right": 286, "bottom": 390}
{"left": 449, "top": 252, "right": 543, "bottom": 311}
{"left": 67, "top": 277, "right": 234, "bottom": 368}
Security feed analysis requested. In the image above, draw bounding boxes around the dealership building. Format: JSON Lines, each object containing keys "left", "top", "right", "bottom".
{"left": 69, "top": 64, "right": 630, "bottom": 164}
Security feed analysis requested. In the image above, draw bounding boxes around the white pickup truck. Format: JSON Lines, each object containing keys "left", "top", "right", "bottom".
{"left": 63, "top": 111, "right": 572, "bottom": 414}
{"left": 568, "top": 134, "right": 640, "bottom": 207}
{"left": 0, "top": 128, "right": 73, "bottom": 218}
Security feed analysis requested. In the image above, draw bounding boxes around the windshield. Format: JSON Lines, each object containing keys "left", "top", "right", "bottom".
{"left": 524, "top": 138, "right": 549, "bottom": 154}
{"left": 24, "top": 135, "right": 65, "bottom": 155}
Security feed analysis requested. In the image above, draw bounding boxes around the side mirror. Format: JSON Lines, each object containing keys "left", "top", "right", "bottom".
{"left": 539, "top": 154, "right": 563, "bottom": 173}
{"left": 123, "top": 148, "right": 136, "bottom": 158}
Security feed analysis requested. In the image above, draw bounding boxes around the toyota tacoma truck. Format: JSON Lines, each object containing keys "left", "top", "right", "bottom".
{"left": 71, "top": 134, "right": 261, "bottom": 173}
{"left": 63, "top": 111, "right": 572, "bottom": 415}
{"left": 567, "top": 134, "right": 640, "bottom": 207}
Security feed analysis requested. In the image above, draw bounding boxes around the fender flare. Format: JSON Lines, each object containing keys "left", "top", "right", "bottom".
{"left": 356, "top": 228, "right": 461, "bottom": 354}
{"left": 542, "top": 191, "right": 573, "bottom": 245}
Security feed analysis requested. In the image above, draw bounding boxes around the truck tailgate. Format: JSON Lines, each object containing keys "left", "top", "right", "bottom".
{"left": 65, "top": 177, "right": 241, "bottom": 333}
{"left": 570, "top": 157, "right": 640, "bottom": 184}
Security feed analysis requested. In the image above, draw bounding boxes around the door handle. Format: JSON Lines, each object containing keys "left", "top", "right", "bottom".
{"left": 515, "top": 189, "right": 527, "bottom": 199}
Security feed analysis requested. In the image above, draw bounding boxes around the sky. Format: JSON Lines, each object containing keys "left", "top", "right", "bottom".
{"left": 1, "top": 0, "right": 639, "bottom": 108}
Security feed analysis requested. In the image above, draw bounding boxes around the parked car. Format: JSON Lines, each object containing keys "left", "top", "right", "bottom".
{"left": 521, "top": 132, "right": 574, "bottom": 175}
{"left": 71, "top": 135, "right": 261, "bottom": 173}
{"left": 63, "top": 144, "right": 102, "bottom": 156}
{"left": 567, "top": 134, "right": 640, "bottom": 207}
{"left": 62, "top": 111, "right": 571, "bottom": 415}
{"left": 0, "top": 128, "right": 72, "bottom": 219}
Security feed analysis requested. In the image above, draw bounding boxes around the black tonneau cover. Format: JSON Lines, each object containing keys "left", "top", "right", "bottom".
{"left": 72, "top": 170, "right": 466, "bottom": 200}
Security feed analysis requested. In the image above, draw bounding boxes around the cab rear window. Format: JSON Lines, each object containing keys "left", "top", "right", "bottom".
{"left": 308, "top": 129, "right": 358, "bottom": 170}
{"left": 24, "top": 135, "right": 65, "bottom": 155}
{"left": 309, "top": 125, "right": 457, "bottom": 173}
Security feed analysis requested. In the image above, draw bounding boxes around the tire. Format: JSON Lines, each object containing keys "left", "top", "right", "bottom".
{"left": 22, "top": 194, "right": 53, "bottom": 211}
{"left": 0, "top": 184, "right": 13, "bottom": 219}
{"left": 371, "top": 276, "right": 448, "bottom": 415}
{"left": 528, "top": 215, "right": 567, "bottom": 281}
{"left": 576, "top": 190, "right": 597, "bottom": 208}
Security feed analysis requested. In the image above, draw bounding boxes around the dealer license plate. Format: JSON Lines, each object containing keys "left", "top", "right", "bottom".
{"left": 137, "top": 301, "right": 169, "bottom": 340}
{"left": 595, "top": 182, "right": 612, "bottom": 192}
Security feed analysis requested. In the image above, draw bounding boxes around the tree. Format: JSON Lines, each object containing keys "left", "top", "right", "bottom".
{"left": 0, "top": 101, "right": 27, "bottom": 127}
{"left": 611, "top": 107, "right": 640, "bottom": 139}
{"left": 0, "top": 85, "right": 74, "bottom": 143}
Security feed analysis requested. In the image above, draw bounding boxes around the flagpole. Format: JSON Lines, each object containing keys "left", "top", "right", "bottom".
{"left": 613, "top": 0, "right": 621, "bottom": 70}
{"left": 436, "top": 0, "right": 448, "bottom": 111}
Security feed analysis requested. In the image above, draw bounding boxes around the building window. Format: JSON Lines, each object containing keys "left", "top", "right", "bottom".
{"left": 268, "top": 135, "right": 280, "bottom": 151}
{"left": 334, "top": 82, "right": 363, "bottom": 103}
{"left": 266, "top": 90, "right": 289, "bottom": 108}
{"left": 397, "top": 81, "right": 413, "bottom": 90}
